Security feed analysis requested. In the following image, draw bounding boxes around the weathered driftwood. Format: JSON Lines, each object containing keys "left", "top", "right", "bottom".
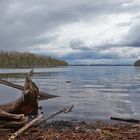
{"left": 0, "top": 78, "right": 58, "bottom": 101}
{"left": 0, "top": 109, "right": 24, "bottom": 120}
{"left": 0, "top": 109, "right": 28, "bottom": 128}
{"left": 9, "top": 105, "right": 74, "bottom": 140}
{"left": 0, "top": 116, "right": 28, "bottom": 128}
{"left": 1, "top": 75, "right": 38, "bottom": 115}
{"left": 0, "top": 70, "right": 58, "bottom": 114}
{"left": 0, "top": 72, "right": 39, "bottom": 128}
{"left": 110, "top": 117, "right": 140, "bottom": 123}
{"left": 0, "top": 70, "right": 59, "bottom": 128}
{"left": 8, "top": 115, "right": 43, "bottom": 140}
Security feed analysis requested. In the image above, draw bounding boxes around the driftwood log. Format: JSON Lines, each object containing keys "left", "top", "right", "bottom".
{"left": 9, "top": 105, "right": 74, "bottom": 140}
{"left": 1, "top": 75, "right": 38, "bottom": 115}
{"left": 0, "top": 70, "right": 58, "bottom": 128}
{"left": 0, "top": 73, "right": 38, "bottom": 128}
{"left": 110, "top": 117, "right": 140, "bottom": 123}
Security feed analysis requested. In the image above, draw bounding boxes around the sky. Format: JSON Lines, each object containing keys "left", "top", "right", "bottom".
{"left": 0, "top": 0, "right": 140, "bottom": 65}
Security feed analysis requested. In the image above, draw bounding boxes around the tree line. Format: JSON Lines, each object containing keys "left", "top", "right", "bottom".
{"left": 0, "top": 51, "right": 68, "bottom": 68}
{"left": 134, "top": 59, "right": 140, "bottom": 66}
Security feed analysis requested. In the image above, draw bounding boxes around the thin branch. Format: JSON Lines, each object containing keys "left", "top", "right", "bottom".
{"left": 8, "top": 115, "right": 43, "bottom": 140}
{"left": 40, "top": 105, "right": 74, "bottom": 124}
{"left": 8, "top": 105, "right": 74, "bottom": 140}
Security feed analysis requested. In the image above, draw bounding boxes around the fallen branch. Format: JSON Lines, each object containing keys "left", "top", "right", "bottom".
{"left": 8, "top": 115, "right": 43, "bottom": 140}
{"left": 8, "top": 105, "right": 74, "bottom": 140}
{"left": 0, "top": 79, "right": 23, "bottom": 90}
{"left": 40, "top": 105, "right": 74, "bottom": 124}
{"left": 110, "top": 117, "right": 140, "bottom": 123}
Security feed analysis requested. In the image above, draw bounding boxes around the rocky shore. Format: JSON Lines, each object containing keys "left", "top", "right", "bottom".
{"left": 1, "top": 120, "right": 140, "bottom": 140}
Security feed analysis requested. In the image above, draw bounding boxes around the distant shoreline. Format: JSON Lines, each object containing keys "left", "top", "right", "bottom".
{"left": 0, "top": 51, "right": 68, "bottom": 68}
{"left": 0, "top": 65, "right": 134, "bottom": 68}
{"left": 0, "top": 65, "right": 68, "bottom": 69}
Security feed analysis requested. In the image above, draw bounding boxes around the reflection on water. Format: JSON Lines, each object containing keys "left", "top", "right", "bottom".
{"left": 0, "top": 66, "right": 140, "bottom": 121}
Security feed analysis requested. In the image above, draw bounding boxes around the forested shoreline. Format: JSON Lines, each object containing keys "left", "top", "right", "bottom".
{"left": 0, "top": 51, "right": 68, "bottom": 68}
{"left": 134, "top": 59, "right": 140, "bottom": 66}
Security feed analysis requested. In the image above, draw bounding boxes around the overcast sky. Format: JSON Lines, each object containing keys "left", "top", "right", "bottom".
{"left": 0, "top": 0, "right": 140, "bottom": 64}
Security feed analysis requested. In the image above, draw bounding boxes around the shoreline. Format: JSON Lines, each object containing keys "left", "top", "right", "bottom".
{"left": 0, "top": 65, "right": 68, "bottom": 69}
{"left": 1, "top": 119, "right": 140, "bottom": 140}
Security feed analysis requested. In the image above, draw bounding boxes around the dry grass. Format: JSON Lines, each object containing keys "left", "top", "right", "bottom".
{"left": 1, "top": 120, "right": 140, "bottom": 140}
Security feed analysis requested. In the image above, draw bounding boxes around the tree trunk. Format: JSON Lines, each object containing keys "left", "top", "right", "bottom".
{"left": 0, "top": 73, "right": 39, "bottom": 128}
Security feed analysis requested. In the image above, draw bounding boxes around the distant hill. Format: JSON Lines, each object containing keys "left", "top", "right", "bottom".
{"left": 134, "top": 60, "right": 140, "bottom": 66}
{"left": 0, "top": 51, "right": 68, "bottom": 68}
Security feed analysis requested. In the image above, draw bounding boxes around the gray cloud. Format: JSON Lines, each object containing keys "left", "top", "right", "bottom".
{"left": 125, "top": 21, "right": 140, "bottom": 47}
{"left": 0, "top": 0, "right": 140, "bottom": 64}
{"left": 69, "top": 39, "right": 91, "bottom": 51}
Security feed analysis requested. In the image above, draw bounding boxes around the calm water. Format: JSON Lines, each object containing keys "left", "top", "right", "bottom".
{"left": 0, "top": 66, "right": 140, "bottom": 121}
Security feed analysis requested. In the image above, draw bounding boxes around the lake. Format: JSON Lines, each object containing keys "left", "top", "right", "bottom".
{"left": 0, "top": 66, "right": 140, "bottom": 121}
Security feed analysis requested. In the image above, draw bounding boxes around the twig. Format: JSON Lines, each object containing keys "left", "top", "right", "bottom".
{"left": 8, "top": 105, "right": 74, "bottom": 140}
{"left": 40, "top": 105, "right": 74, "bottom": 124}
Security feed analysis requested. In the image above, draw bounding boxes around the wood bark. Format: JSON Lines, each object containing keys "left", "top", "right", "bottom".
{"left": 9, "top": 105, "right": 74, "bottom": 139}
{"left": 8, "top": 115, "right": 43, "bottom": 140}
{"left": 0, "top": 75, "right": 38, "bottom": 115}
{"left": 0, "top": 72, "right": 39, "bottom": 128}
{"left": 0, "top": 70, "right": 59, "bottom": 128}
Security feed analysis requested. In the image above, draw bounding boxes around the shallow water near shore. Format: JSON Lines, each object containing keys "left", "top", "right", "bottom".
{"left": 0, "top": 66, "right": 140, "bottom": 121}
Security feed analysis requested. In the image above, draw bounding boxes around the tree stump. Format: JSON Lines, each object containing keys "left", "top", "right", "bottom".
{"left": 0, "top": 72, "right": 39, "bottom": 128}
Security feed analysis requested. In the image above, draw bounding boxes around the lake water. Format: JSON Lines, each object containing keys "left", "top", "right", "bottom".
{"left": 0, "top": 66, "right": 140, "bottom": 121}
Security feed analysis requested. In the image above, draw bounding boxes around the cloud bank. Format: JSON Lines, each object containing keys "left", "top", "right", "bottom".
{"left": 0, "top": 0, "right": 140, "bottom": 64}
